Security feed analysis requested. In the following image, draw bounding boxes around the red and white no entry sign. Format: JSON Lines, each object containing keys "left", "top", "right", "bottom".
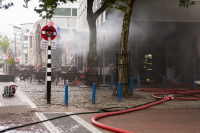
{"left": 41, "top": 25, "right": 57, "bottom": 41}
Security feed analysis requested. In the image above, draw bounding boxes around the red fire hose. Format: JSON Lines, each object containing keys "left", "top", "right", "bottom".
{"left": 92, "top": 69, "right": 200, "bottom": 133}
{"left": 92, "top": 87, "right": 200, "bottom": 133}
{"left": 152, "top": 67, "right": 199, "bottom": 86}
{"left": 92, "top": 67, "right": 200, "bottom": 132}
{"left": 92, "top": 97, "right": 169, "bottom": 133}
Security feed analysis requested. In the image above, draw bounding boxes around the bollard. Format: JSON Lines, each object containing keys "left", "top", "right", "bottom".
{"left": 163, "top": 75, "right": 165, "bottom": 89}
{"left": 193, "top": 75, "right": 195, "bottom": 90}
{"left": 137, "top": 75, "right": 140, "bottom": 88}
{"left": 92, "top": 83, "right": 96, "bottom": 104}
{"left": 118, "top": 82, "right": 121, "bottom": 102}
{"left": 65, "top": 84, "right": 68, "bottom": 106}
{"left": 111, "top": 74, "right": 113, "bottom": 89}
{"left": 131, "top": 78, "right": 133, "bottom": 94}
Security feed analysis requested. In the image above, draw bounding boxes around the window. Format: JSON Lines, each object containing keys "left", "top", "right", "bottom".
{"left": 66, "top": 18, "right": 70, "bottom": 27}
{"left": 71, "top": 18, "right": 76, "bottom": 28}
{"left": 23, "top": 36, "right": 28, "bottom": 41}
{"left": 56, "top": 18, "right": 65, "bottom": 27}
{"left": 54, "top": 8, "right": 71, "bottom": 16}
{"left": 26, "top": 29, "right": 29, "bottom": 32}
{"left": 61, "top": 29, "right": 70, "bottom": 34}
{"left": 72, "top": 9, "right": 77, "bottom": 16}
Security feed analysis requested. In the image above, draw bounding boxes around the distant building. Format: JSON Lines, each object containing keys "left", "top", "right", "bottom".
{"left": 0, "top": 24, "right": 22, "bottom": 58}
{"left": 78, "top": 0, "right": 106, "bottom": 31}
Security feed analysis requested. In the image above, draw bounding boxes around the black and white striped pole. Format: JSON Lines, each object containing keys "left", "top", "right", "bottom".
{"left": 41, "top": 25, "right": 57, "bottom": 104}
{"left": 47, "top": 37, "right": 51, "bottom": 104}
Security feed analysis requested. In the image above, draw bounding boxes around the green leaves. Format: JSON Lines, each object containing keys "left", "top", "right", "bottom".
{"left": 105, "top": 0, "right": 126, "bottom": 12}
{"left": 0, "top": 2, "right": 14, "bottom": 10}
{"left": 179, "top": 0, "right": 195, "bottom": 8}
{"left": 0, "top": 32, "right": 11, "bottom": 52}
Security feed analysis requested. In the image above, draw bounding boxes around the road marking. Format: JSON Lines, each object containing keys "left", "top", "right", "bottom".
{"left": 35, "top": 112, "right": 61, "bottom": 133}
{"left": 65, "top": 112, "right": 103, "bottom": 133}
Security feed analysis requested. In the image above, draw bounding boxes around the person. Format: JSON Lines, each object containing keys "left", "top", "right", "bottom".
{"left": 145, "top": 54, "right": 152, "bottom": 84}
{"left": 141, "top": 54, "right": 148, "bottom": 79}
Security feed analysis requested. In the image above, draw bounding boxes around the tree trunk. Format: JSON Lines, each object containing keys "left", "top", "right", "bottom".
{"left": 86, "top": 0, "right": 108, "bottom": 85}
{"left": 87, "top": 19, "right": 98, "bottom": 85}
{"left": 119, "top": 0, "right": 135, "bottom": 96}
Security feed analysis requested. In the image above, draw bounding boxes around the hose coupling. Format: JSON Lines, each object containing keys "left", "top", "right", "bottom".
{"left": 164, "top": 94, "right": 174, "bottom": 100}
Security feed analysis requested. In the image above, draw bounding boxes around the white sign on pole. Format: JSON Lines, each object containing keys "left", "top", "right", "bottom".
{"left": 41, "top": 40, "right": 56, "bottom": 49}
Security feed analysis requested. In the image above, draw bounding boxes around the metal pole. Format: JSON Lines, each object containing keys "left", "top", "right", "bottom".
{"left": 131, "top": 78, "right": 133, "bottom": 94}
{"left": 92, "top": 83, "right": 96, "bottom": 104}
{"left": 47, "top": 37, "right": 51, "bottom": 104}
{"left": 65, "top": 84, "right": 68, "bottom": 106}
{"left": 118, "top": 82, "right": 121, "bottom": 102}
{"left": 103, "top": 36, "right": 105, "bottom": 84}
{"left": 15, "top": 33, "right": 16, "bottom": 58}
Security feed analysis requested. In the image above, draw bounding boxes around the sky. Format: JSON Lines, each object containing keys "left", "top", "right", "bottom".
{"left": 0, "top": 0, "right": 42, "bottom": 27}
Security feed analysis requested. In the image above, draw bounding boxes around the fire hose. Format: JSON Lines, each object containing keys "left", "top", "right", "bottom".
{"left": 152, "top": 66, "right": 199, "bottom": 86}
{"left": 91, "top": 67, "right": 200, "bottom": 133}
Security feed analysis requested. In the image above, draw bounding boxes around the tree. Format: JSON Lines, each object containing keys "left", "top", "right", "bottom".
{"left": 118, "top": 0, "right": 195, "bottom": 96}
{"left": 0, "top": 32, "right": 11, "bottom": 54}
{"left": 23, "top": 0, "right": 194, "bottom": 88}
{"left": 23, "top": 0, "right": 126, "bottom": 85}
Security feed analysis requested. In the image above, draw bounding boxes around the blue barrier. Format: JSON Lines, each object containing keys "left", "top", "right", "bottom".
{"left": 65, "top": 84, "right": 68, "bottom": 106}
{"left": 131, "top": 78, "right": 133, "bottom": 94}
{"left": 118, "top": 82, "right": 121, "bottom": 102}
{"left": 92, "top": 83, "right": 96, "bottom": 104}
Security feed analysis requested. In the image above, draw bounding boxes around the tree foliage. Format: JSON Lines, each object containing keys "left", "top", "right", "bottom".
{"left": 23, "top": 0, "right": 127, "bottom": 19}
{"left": 0, "top": 32, "right": 10, "bottom": 52}
{"left": 179, "top": 0, "right": 195, "bottom": 8}
{"left": 0, "top": 0, "right": 13, "bottom": 10}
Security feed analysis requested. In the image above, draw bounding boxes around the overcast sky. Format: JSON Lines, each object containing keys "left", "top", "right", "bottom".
{"left": 0, "top": 0, "right": 42, "bottom": 27}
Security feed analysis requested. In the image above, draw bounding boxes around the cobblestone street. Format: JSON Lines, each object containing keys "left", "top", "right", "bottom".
{"left": 13, "top": 80, "right": 200, "bottom": 110}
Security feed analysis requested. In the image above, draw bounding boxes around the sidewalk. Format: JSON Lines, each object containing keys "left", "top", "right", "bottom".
{"left": 0, "top": 82, "right": 48, "bottom": 132}
{"left": 0, "top": 82, "right": 104, "bottom": 133}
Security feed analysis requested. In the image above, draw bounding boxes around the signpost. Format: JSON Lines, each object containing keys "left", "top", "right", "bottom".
{"left": 41, "top": 41, "right": 56, "bottom": 49}
{"left": 41, "top": 25, "right": 57, "bottom": 104}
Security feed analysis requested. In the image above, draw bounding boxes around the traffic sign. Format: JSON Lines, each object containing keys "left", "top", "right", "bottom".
{"left": 41, "top": 40, "right": 56, "bottom": 49}
{"left": 41, "top": 25, "right": 57, "bottom": 41}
